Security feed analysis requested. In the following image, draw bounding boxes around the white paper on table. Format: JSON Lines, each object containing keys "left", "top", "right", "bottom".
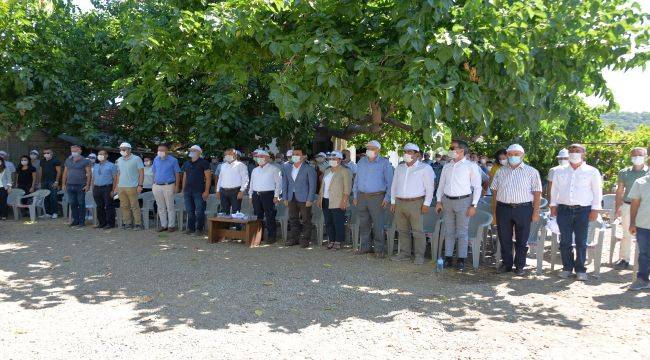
{"left": 546, "top": 218, "right": 561, "bottom": 235}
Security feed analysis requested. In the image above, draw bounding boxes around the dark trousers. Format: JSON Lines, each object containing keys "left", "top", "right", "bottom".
{"left": 93, "top": 184, "right": 115, "bottom": 227}
{"left": 220, "top": 188, "right": 241, "bottom": 214}
{"left": 322, "top": 198, "right": 345, "bottom": 243}
{"left": 496, "top": 202, "right": 533, "bottom": 270}
{"left": 557, "top": 205, "right": 591, "bottom": 273}
{"left": 43, "top": 181, "right": 58, "bottom": 215}
{"left": 636, "top": 227, "right": 649, "bottom": 281}
{"left": 252, "top": 191, "right": 277, "bottom": 240}
{"left": 67, "top": 184, "right": 86, "bottom": 226}
{"left": 185, "top": 191, "right": 206, "bottom": 231}
{"left": 0, "top": 188, "right": 7, "bottom": 218}
{"left": 288, "top": 198, "right": 312, "bottom": 245}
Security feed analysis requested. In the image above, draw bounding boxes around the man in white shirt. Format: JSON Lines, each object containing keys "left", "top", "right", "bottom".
{"left": 216, "top": 148, "right": 249, "bottom": 214}
{"left": 435, "top": 139, "right": 482, "bottom": 271}
{"left": 550, "top": 143, "right": 603, "bottom": 281}
{"left": 390, "top": 143, "right": 435, "bottom": 265}
{"left": 490, "top": 144, "right": 542, "bottom": 276}
{"left": 249, "top": 149, "right": 281, "bottom": 244}
{"left": 546, "top": 148, "right": 569, "bottom": 199}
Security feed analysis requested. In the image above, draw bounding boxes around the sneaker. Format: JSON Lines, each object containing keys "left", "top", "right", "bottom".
{"left": 390, "top": 253, "right": 411, "bottom": 262}
{"left": 514, "top": 268, "right": 526, "bottom": 276}
{"left": 629, "top": 279, "right": 650, "bottom": 291}
{"left": 133, "top": 225, "right": 143, "bottom": 231}
{"left": 614, "top": 259, "right": 630, "bottom": 270}
{"left": 51, "top": 213, "right": 58, "bottom": 219}
{"left": 122, "top": 224, "right": 132, "bottom": 230}
{"left": 558, "top": 270, "right": 573, "bottom": 279}
{"left": 576, "top": 272, "right": 588, "bottom": 281}
{"left": 39, "top": 213, "right": 50, "bottom": 219}
{"left": 414, "top": 256, "right": 425, "bottom": 265}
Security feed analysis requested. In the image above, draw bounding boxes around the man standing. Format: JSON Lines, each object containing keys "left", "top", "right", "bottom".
{"left": 353, "top": 140, "right": 394, "bottom": 257}
{"left": 40, "top": 148, "right": 61, "bottom": 218}
{"left": 182, "top": 145, "right": 211, "bottom": 235}
{"left": 390, "top": 143, "right": 435, "bottom": 265}
{"left": 249, "top": 150, "right": 281, "bottom": 244}
{"left": 61, "top": 145, "right": 92, "bottom": 227}
{"left": 92, "top": 150, "right": 117, "bottom": 229}
{"left": 546, "top": 148, "right": 569, "bottom": 199}
{"left": 113, "top": 142, "right": 144, "bottom": 230}
{"left": 628, "top": 172, "right": 650, "bottom": 290}
{"left": 431, "top": 153, "right": 444, "bottom": 194}
{"left": 490, "top": 144, "right": 542, "bottom": 276}
{"left": 281, "top": 148, "right": 317, "bottom": 247}
{"left": 435, "top": 139, "right": 482, "bottom": 271}
{"left": 613, "top": 147, "right": 648, "bottom": 269}
{"left": 550, "top": 144, "right": 603, "bottom": 281}
{"left": 216, "top": 148, "right": 249, "bottom": 214}
{"left": 151, "top": 143, "right": 181, "bottom": 232}
{"left": 422, "top": 153, "right": 432, "bottom": 165}
{"left": 342, "top": 149, "right": 357, "bottom": 176}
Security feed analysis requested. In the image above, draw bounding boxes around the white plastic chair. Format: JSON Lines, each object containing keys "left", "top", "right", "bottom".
{"left": 311, "top": 204, "right": 324, "bottom": 247}
{"left": 139, "top": 191, "right": 156, "bottom": 229}
{"left": 174, "top": 193, "right": 186, "bottom": 231}
{"left": 7, "top": 189, "right": 25, "bottom": 220}
{"left": 550, "top": 219, "right": 606, "bottom": 276}
{"left": 347, "top": 204, "right": 360, "bottom": 249}
{"left": 204, "top": 193, "right": 219, "bottom": 218}
{"left": 468, "top": 210, "right": 492, "bottom": 270}
{"left": 385, "top": 209, "right": 397, "bottom": 255}
{"left": 601, "top": 194, "right": 619, "bottom": 264}
{"left": 85, "top": 190, "right": 97, "bottom": 225}
{"left": 14, "top": 189, "right": 50, "bottom": 222}
{"left": 276, "top": 201, "right": 289, "bottom": 244}
{"left": 423, "top": 211, "right": 443, "bottom": 261}
{"left": 58, "top": 190, "right": 69, "bottom": 218}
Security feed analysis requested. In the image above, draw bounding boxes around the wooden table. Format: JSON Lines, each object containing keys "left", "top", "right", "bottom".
{"left": 207, "top": 217, "right": 263, "bottom": 247}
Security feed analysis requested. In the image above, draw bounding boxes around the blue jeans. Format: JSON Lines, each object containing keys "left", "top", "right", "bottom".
{"left": 636, "top": 227, "right": 649, "bottom": 281}
{"left": 67, "top": 184, "right": 86, "bottom": 226}
{"left": 557, "top": 205, "right": 591, "bottom": 273}
{"left": 184, "top": 191, "right": 206, "bottom": 231}
{"left": 322, "top": 199, "right": 346, "bottom": 243}
{"left": 43, "top": 181, "right": 59, "bottom": 215}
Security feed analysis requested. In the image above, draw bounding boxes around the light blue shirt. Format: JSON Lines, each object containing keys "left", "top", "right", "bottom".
{"left": 92, "top": 162, "right": 117, "bottom": 186}
{"left": 116, "top": 155, "right": 144, "bottom": 187}
{"left": 353, "top": 156, "right": 394, "bottom": 202}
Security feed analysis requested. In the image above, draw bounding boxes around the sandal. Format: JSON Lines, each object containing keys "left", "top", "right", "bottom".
{"left": 332, "top": 242, "right": 341, "bottom": 250}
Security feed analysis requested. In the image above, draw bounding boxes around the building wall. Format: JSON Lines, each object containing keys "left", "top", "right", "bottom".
{"left": 0, "top": 131, "right": 72, "bottom": 163}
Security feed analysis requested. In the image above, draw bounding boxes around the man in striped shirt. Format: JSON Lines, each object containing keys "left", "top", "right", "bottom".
{"left": 490, "top": 144, "right": 542, "bottom": 276}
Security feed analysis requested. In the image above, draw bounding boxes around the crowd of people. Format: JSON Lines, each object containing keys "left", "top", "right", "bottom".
{"left": 0, "top": 140, "right": 648, "bottom": 291}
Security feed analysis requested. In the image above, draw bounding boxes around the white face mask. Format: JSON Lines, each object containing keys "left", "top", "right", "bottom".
{"left": 224, "top": 155, "right": 234, "bottom": 163}
{"left": 569, "top": 152, "right": 582, "bottom": 164}
{"left": 486, "top": 165, "right": 493, "bottom": 171}
{"left": 255, "top": 157, "right": 266, "bottom": 165}
{"left": 631, "top": 156, "right": 646, "bottom": 166}
{"left": 403, "top": 154, "right": 413, "bottom": 163}
{"left": 291, "top": 155, "right": 301, "bottom": 163}
{"left": 499, "top": 159, "right": 507, "bottom": 166}
{"left": 157, "top": 151, "right": 166, "bottom": 158}
{"left": 366, "top": 150, "right": 377, "bottom": 159}
{"left": 21, "top": 160, "right": 29, "bottom": 165}
{"left": 97, "top": 155, "right": 106, "bottom": 162}
{"left": 144, "top": 161, "right": 152, "bottom": 166}
{"left": 44, "top": 153, "right": 52, "bottom": 160}
{"left": 71, "top": 152, "right": 81, "bottom": 158}
{"left": 328, "top": 160, "right": 339, "bottom": 167}
{"left": 120, "top": 150, "right": 128, "bottom": 157}
{"left": 189, "top": 151, "right": 199, "bottom": 160}
{"left": 558, "top": 159, "right": 569, "bottom": 167}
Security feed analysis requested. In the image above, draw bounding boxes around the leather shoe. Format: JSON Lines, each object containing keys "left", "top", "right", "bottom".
{"left": 514, "top": 268, "right": 526, "bottom": 276}
{"left": 157, "top": 227, "right": 168, "bottom": 232}
{"left": 355, "top": 249, "right": 373, "bottom": 255}
{"left": 167, "top": 227, "right": 176, "bottom": 232}
{"left": 497, "top": 264, "right": 512, "bottom": 274}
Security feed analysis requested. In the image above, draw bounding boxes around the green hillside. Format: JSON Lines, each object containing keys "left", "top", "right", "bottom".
{"left": 601, "top": 112, "right": 650, "bottom": 131}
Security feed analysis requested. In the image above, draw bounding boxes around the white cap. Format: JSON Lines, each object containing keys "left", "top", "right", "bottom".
{"left": 88, "top": 153, "right": 97, "bottom": 158}
{"left": 316, "top": 152, "right": 327, "bottom": 158}
{"left": 366, "top": 140, "right": 381, "bottom": 149}
{"left": 189, "top": 145, "right": 203, "bottom": 153}
{"left": 556, "top": 148, "right": 569, "bottom": 158}
{"left": 119, "top": 142, "right": 132, "bottom": 149}
{"left": 328, "top": 151, "right": 343, "bottom": 159}
{"left": 506, "top": 143, "right": 525, "bottom": 153}
{"left": 254, "top": 149, "right": 269, "bottom": 157}
{"left": 404, "top": 143, "right": 420, "bottom": 152}
{"left": 286, "top": 150, "right": 293, "bottom": 157}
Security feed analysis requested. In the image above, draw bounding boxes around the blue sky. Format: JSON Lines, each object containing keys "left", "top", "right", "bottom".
{"left": 73, "top": 0, "right": 650, "bottom": 112}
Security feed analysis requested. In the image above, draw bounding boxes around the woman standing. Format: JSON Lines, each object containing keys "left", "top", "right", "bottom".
{"left": 317, "top": 151, "right": 351, "bottom": 250}
{"left": 0, "top": 158, "right": 12, "bottom": 219}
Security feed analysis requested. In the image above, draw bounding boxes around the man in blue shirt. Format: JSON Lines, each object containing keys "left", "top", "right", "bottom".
{"left": 152, "top": 143, "right": 181, "bottom": 232}
{"left": 62, "top": 145, "right": 92, "bottom": 227}
{"left": 352, "top": 140, "right": 394, "bottom": 257}
{"left": 92, "top": 150, "right": 118, "bottom": 229}
{"left": 182, "top": 145, "right": 211, "bottom": 235}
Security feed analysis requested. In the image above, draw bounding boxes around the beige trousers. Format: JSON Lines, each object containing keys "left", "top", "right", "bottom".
{"left": 118, "top": 187, "right": 141, "bottom": 226}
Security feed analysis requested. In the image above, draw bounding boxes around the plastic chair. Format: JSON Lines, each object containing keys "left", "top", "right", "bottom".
{"left": 84, "top": 190, "right": 97, "bottom": 225}
{"left": 138, "top": 191, "right": 156, "bottom": 229}
{"left": 422, "top": 211, "right": 443, "bottom": 261}
{"left": 58, "top": 190, "right": 69, "bottom": 218}
{"left": 311, "top": 204, "right": 325, "bottom": 247}
{"left": 347, "top": 204, "right": 360, "bottom": 249}
{"left": 468, "top": 210, "right": 492, "bottom": 270}
{"left": 204, "top": 193, "right": 219, "bottom": 218}
{"left": 385, "top": 208, "right": 397, "bottom": 255}
{"left": 241, "top": 195, "right": 253, "bottom": 216}
{"left": 14, "top": 189, "right": 50, "bottom": 222}
{"left": 550, "top": 219, "right": 606, "bottom": 276}
{"left": 276, "top": 201, "right": 289, "bottom": 244}
{"left": 7, "top": 189, "right": 25, "bottom": 220}
{"left": 174, "top": 193, "right": 186, "bottom": 231}
{"left": 601, "top": 194, "right": 619, "bottom": 264}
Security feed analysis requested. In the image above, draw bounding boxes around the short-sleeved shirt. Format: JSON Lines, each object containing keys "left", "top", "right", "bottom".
{"left": 41, "top": 158, "right": 61, "bottom": 183}
{"left": 64, "top": 157, "right": 91, "bottom": 185}
{"left": 629, "top": 174, "right": 650, "bottom": 229}
{"left": 490, "top": 163, "right": 542, "bottom": 204}
{"left": 92, "top": 162, "right": 118, "bottom": 186}
{"left": 17, "top": 166, "right": 36, "bottom": 191}
{"left": 152, "top": 155, "right": 181, "bottom": 184}
{"left": 182, "top": 158, "right": 210, "bottom": 193}
{"left": 618, "top": 165, "right": 649, "bottom": 202}
{"left": 116, "top": 155, "right": 144, "bottom": 188}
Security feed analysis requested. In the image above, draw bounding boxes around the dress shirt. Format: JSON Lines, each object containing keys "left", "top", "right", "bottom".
{"left": 249, "top": 164, "right": 281, "bottom": 198}
{"left": 547, "top": 164, "right": 566, "bottom": 182}
{"left": 435, "top": 158, "right": 482, "bottom": 206}
{"left": 291, "top": 163, "right": 301, "bottom": 181}
{"left": 217, "top": 160, "right": 249, "bottom": 191}
{"left": 352, "top": 156, "right": 393, "bottom": 202}
{"left": 323, "top": 172, "right": 334, "bottom": 199}
{"left": 490, "top": 163, "right": 542, "bottom": 204}
{"left": 92, "top": 162, "right": 117, "bottom": 186}
{"left": 550, "top": 163, "right": 603, "bottom": 209}
{"left": 152, "top": 155, "right": 181, "bottom": 184}
{"left": 390, "top": 160, "right": 435, "bottom": 206}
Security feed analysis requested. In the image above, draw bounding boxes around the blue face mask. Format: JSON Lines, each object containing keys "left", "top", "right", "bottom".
{"left": 508, "top": 156, "right": 521, "bottom": 165}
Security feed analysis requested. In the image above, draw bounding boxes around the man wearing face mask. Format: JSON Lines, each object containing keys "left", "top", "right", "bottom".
{"left": 113, "top": 142, "right": 145, "bottom": 230}
{"left": 92, "top": 150, "right": 118, "bottom": 229}
{"left": 490, "top": 144, "right": 542, "bottom": 276}
{"left": 152, "top": 143, "right": 181, "bottom": 232}
{"left": 550, "top": 144, "right": 603, "bottom": 281}
{"left": 314, "top": 152, "right": 329, "bottom": 172}
{"left": 249, "top": 149, "right": 281, "bottom": 244}
{"left": 87, "top": 153, "right": 97, "bottom": 164}
{"left": 342, "top": 149, "right": 357, "bottom": 176}
{"left": 62, "top": 145, "right": 92, "bottom": 227}
{"left": 182, "top": 145, "right": 212, "bottom": 235}
{"left": 546, "top": 148, "right": 569, "bottom": 199}
{"left": 281, "top": 148, "right": 317, "bottom": 247}
{"left": 216, "top": 148, "right": 249, "bottom": 215}
{"left": 40, "top": 148, "right": 62, "bottom": 218}
{"left": 613, "top": 147, "right": 648, "bottom": 270}
{"left": 353, "top": 140, "right": 394, "bottom": 257}
{"left": 431, "top": 153, "right": 444, "bottom": 194}
{"left": 435, "top": 139, "right": 483, "bottom": 271}
{"left": 390, "top": 143, "right": 435, "bottom": 265}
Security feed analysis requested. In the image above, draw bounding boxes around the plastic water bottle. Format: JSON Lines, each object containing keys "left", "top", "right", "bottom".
{"left": 436, "top": 257, "right": 444, "bottom": 272}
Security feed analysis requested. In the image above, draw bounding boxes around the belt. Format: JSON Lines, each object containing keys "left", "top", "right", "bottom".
{"left": 252, "top": 190, "right": 274, "bottom": 194}
{"left": 396, "top": 196, "right": 425, "bottom": 202}
{"left": 359, "top": 191, "right": 385, "bottom": 196}
{"left": 559, "top": 204, "right": 589, "bottom": 209}
{"left": 222, "top": 187, "right": 241, "bottom": 191}
{"left": 444, "top": 194, "right": 471, "bottom": 200}
{"left": 497, "top": 201, "right": 532, "bottom": 208}
{"left": 154, "top": 182, "right": 175, "bottom": 186}
{"left": 94, "top": 184, "right": 112, "bottom": 187}
{"left": 624, "top": 201, "right": 632, "bottom": 205}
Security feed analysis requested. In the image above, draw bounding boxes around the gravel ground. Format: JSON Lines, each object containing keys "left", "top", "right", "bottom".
{"left": 0, "top": 219, "right": 648, "bottom": 359}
